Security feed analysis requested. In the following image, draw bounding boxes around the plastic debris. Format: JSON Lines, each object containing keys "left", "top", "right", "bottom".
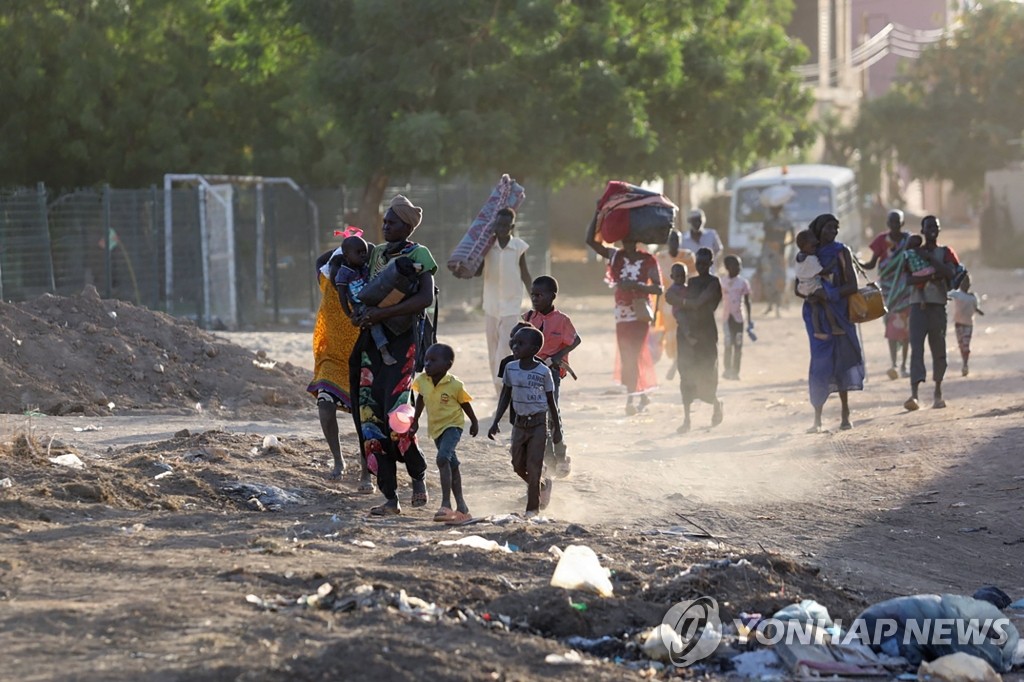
{"left": 544, "top": 651, "right": 597, "bottom": 666}
{"left": 0, "top": 477, "right": 12, "bottom": 488}
{"left": 350, "top": 540, "right": 376, "bottom": 548}
{"left": 438, "top": 535, "right": 512, "bottom": 553}
{"left": 917, "top": 652, "right": 1002, "bottom": 682}
{"left": 72, "top": 424, "right": 102, "bottom": 432}
{"left": 261, "top": 435, "right": 280, "bottom": 452}
{"left": 49, "top": 454, "right": 85, "bottom": 469}
{"left": 732, "top": 648, "right": 785, "bottom": 678}
{"left": 642, "top": 624, "right": 683, "bottom": 663}
{"left": 221, "top": 481, "right": 303, "bottom": 511}
{"left": 549, "top": 545, "right": 614, "bottom": 597}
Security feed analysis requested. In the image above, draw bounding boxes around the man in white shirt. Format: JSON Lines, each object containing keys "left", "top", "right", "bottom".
{"left": 481, "top": 207, "right": 532, "bottom": 394}
{"left": 679, "top": 209, "right": 723, "bottom": 275}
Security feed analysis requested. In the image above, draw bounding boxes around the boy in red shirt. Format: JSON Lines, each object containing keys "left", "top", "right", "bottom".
{"left": 522, "top": 276, "right": 581, "bottom": 477}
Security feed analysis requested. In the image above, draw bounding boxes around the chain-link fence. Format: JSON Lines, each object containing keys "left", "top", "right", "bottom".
{"left": 0, "top": 178, "right": 551, "bottom": 329}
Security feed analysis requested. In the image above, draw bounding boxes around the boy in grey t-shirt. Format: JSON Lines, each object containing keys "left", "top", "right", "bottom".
{"left": 488, "top": 326, "right": 562, "bottom": 517}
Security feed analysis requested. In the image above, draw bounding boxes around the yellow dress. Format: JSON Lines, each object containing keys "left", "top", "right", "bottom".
{"left": 307, "top": 273, "right": 360, "bottom": 409}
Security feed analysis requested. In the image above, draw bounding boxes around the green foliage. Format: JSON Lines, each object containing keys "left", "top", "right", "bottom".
{"left": 855, "top": 1, "right": 1024, "bottom": 192}
{"left": 1, "top": 0, "right": 813, "bottom": 195}
{"left": 0, "top": 0, "right": 315, "bottom": 188}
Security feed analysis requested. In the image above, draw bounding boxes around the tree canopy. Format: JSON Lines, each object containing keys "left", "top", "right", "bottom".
{"left": 854, "top": 1, "right": 1024, "bottom": 193}
{"left": 1, "top": 0, "right": 814, "bottom": 218}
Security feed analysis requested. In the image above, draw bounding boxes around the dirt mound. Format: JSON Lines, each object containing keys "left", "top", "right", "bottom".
{"left": 0, "top": 287, "right": 310, "bottom": 416}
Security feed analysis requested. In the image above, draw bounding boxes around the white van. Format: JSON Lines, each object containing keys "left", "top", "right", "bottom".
{"left": 727, "top": 164, "right": 862, "bottom": 265}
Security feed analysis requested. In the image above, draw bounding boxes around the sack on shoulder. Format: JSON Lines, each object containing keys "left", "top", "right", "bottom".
{"left": 632, "top": 296, "right": 654, "bottom": 324}
{"left": 848, "top": 283, "right": 887, "bottom": 323}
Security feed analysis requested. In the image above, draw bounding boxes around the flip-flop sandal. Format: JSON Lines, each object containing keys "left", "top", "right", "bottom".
{"left": 369, "top": 503, "right": 400, "bottom": 517}
{"left": 433, "top": 507, "right": 456, "bottom": 522}
{"left": 444, "top": 511, "right": 474, "bottom": 526}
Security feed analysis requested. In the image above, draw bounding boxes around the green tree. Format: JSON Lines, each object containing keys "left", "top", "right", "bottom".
{"left": 855, "top": 1, "right": 1024, "bottom": 193}
{"left": 0, "top": 0, "right": 315, "bottom": 188}
{"left": 293, "top": 0, "right": 814, "bottom": 229}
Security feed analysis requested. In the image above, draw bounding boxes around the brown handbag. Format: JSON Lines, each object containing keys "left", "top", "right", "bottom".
{"left": 848, "top": 283, "right": 886, "bottom": 323}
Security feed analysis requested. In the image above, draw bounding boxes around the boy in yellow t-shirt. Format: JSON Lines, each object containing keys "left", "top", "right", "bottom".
{"left": 411, "top": 343, "right": 479, "bottom": 524}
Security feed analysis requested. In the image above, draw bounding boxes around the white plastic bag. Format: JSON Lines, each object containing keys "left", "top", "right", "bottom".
{"left": 549, "top": 545, "right": 614, "bottom": 597}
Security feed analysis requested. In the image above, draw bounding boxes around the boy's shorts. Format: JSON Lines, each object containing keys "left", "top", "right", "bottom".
{"left": 434, "top": 427, "right": 463, "bottom": 467}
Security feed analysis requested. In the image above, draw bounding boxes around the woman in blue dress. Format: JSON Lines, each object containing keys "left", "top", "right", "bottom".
{"left": 798, "top": 213, "right": 865, "bottom": 433}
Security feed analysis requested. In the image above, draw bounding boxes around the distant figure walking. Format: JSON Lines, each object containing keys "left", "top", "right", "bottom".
{"left": 667, "top": 248, "right": 723, "bottom": 433}
{"left": 860, "top": 210, "right": 912, "bottom": 379}
{"left": 586, "top": 224, "right": 663, "bottom": 415}
{"left": 480, "top": 208, "right": 531, "bottom": 395}
{"left": 757, "top": 205, "right": 793, "bottom": 317}
{"left": 798, "top": 214, "right": 864, "bottom": 433}
{"left": 903, "top": 215, "right": 961, "bottom": 411}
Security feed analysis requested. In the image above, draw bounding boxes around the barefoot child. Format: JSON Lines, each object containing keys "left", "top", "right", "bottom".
{"left": 522, "top": 276, "right": 581, "bottom": 478}
{"left": 720, "top": 255, "right": 753, "bottom": 380}
{"left": 795, "top": 229, "right": 844, "bottom": 340}
{"left": 334, "top": 235, "right": 397, "bottom": 365}
{"left": 488, "top": 326, "right": 562, "bottom": 518}
{"left": 948, "top": 274, "right": 984, "bottom": 376}
{"left": 411, "top": 343, "right": 479, "bottom": 524}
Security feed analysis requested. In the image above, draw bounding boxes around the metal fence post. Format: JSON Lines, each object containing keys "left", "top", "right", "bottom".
{"left": 37, "top": 182, "right": 57, "bottom": 293}
{"left": 102, "top": 184, "right": 112, "bottom": 298}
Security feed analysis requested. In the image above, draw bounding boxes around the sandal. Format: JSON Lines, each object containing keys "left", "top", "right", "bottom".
{"left": 410, "top": 480, "right": 428, "bottom": 508}
{"left": 444, "top": 510, "right": 473, "bottom": 525}
{"left": 369, "top": 502, "right": 400, "bottom": 517}
{"left": 433, "top": 507, "right": 456, "bottom": 523}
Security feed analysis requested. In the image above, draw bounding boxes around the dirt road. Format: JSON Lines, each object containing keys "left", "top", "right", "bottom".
{"left": 1, "top": 228, "right": 1022, "bottom": 680}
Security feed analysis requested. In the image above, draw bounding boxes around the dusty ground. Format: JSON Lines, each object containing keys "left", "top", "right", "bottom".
{"left": 1, "top": 228, "right": 1022, "bottom": 681}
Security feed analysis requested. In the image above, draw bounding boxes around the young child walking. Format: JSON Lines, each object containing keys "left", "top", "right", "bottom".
{"left": 948, "top": 274, "right": 984, "bottom": 376}
{"left": 333, "top": 235, "right": 397, "bottom": 365}
{"left": 411, "top": 343, "right": 479, "bottom": 525}
{"left": 488, "top": 326, "right": 562, "bottom": 518}
{"left": 522, "top": 276, "right": 581, "bottom": 478}
{"left": 666, "top": 263, "right": 695, "bottom": 348}
{"left": 720, "top": 255, "right": 753, "bottom": 380}
{"left": 794, "top": 229, "right": 844, "bottom": 340}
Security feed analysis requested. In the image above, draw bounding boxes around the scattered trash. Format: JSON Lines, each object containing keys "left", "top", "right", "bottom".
{"left": 49, "top": 454, "right": 86, "bottom": 469}
{"left": 260, "top": 435, "right": 281, "bottom": 454}
{"left": 732, "top": 648, "right": 785, "bottom": 678}
{"left": 775, "top": 640, "right": 893, "bottom": 677}
{"left": 550, "top": 545, "right": 614, "bottom": 597}
{"left": 570, "top": 601, "right": 588, "bottom": 612}
{"left": 72, "top": 425, "right": 102, "bottom": 432}
{"left": 0, "top": 477, "right": 12, "bottom": 489}
{"left": 641, "top": 624, "right": 683, "bottom": 663}
{"left": 438, "top": 535, "right": 512, "bottom": 553}
{"left": 917, "top": 652, "right": 1002, "bottom": 682}
{"left": 544, "top": 650, "right": 597, "bottom": 666}
{"left": 772, "top": 599, "right": 837, "bottom": 635}
{"left": 220, "top": 482, "right": 304, "bottom": 511}
{"left": 252, "top": 359, "right": 277, "bottom": 369}
{"left": 154, "top": 471, "right": 173, "bottom": 480}
{"left": 298, "top": 582, "right": 336, "bottom": 609}
{"left": 350, "top": 540, "right": 376, "bottom": 549}
{"left": 393, "top": 589, "right": 444, "bottom": 621}
{"left": 564, "top": 635, "right": 620, "bottom": 655}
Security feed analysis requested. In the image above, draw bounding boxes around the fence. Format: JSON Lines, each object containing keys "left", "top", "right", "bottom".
{"left": 0, "top": 178, "right": 550, "bottom": 329}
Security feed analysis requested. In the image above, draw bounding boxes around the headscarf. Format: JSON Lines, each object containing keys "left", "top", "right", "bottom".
{"left": 808, "top": 213, "right": 837, "bottom": 241}
{"left": 389, "top": 195, "right": 422, "bottom": 229}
